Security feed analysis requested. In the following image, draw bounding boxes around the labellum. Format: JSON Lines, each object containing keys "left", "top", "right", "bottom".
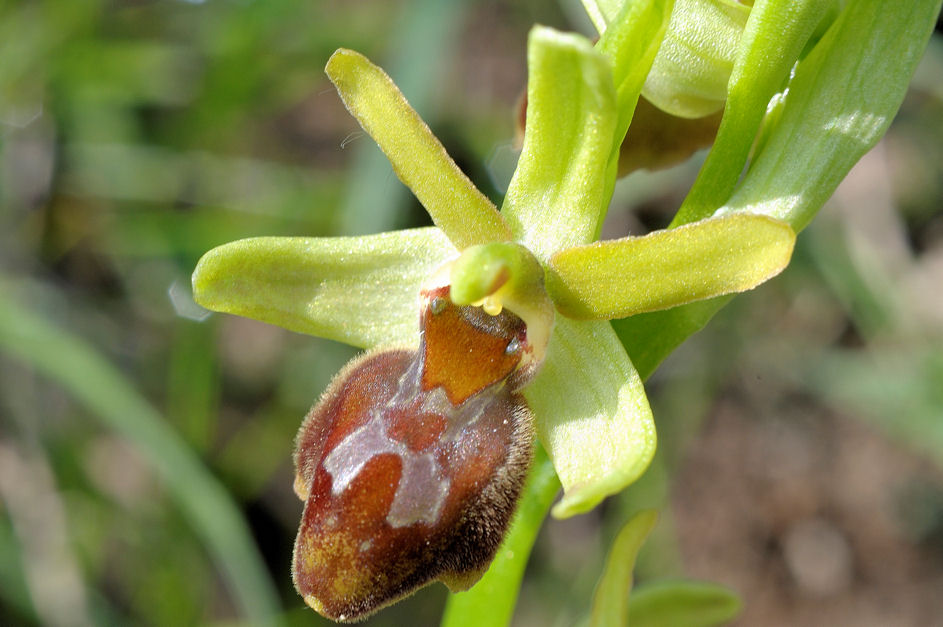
{"left": 292, "top": 275, "right": 542, "bottom": 622}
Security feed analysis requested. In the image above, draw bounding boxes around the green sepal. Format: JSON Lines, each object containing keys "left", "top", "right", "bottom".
{"left": 192, "top": 227, "right": 456, "bottom": 349}
{"left": 524, "top": 318, "right": 655, "bottom": 518}
{"left": 502, "top": 26, "right": 618, "bottom": 260}
{"left": 547, "top": 213, "right": 795, "bottom": 320}
{"left": 641, "top": 0, "right": 750, "bottom": 119}
{"left": 325, "top": 49, "right": 512, "bottom": 249}
{"left": 588, "top": 510, "right": 658, "bottom": 627}
{"left": 628, "top": 579, "right": 742, "bottom": 627}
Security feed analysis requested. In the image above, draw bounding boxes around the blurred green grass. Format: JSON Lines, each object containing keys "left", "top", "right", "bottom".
{"left": 1, "top": 1, "right": 942, "bottom": 626}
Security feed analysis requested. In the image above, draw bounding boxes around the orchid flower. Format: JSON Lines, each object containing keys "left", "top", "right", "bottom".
{"left": 191, "top": 0, "right": 938, "bottom": 622}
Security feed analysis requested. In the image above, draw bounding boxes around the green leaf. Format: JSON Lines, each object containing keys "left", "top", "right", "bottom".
{"left": 548, "top": 213, "right": 795, "bottom": 320}
{"left": 0, "top": 282, "right": 281, "bottom": 627}
{"left": 440, "top": 448, "right": 561, "bottom": 627}
{"left": 717, "top": 0, "right": 942, "bottom": 231}
{"left": 641, "top": 0, "right": 750, "bottom": 119}
{"left": 325, "top": 49, "right": 511, "bottom": 249}
{"left": 619, "top": 0, "right": 940, "bottom": 379}
{"left": 192, "top": 227, "right": 456, "bottom": 349}
{"left": 671, "top": 0, "right": 831, "bottom": 225}
{"left": 589, "top": 510, "right": 658, "bottom": 627}
{"left": 502, "top": 26, "right": 618, "bottom": 260}
{"left": 525, "top": 318, "right": 655, "bottom": 518}
{"left": 628, "top": 579, "right": 742, "bottom": 627}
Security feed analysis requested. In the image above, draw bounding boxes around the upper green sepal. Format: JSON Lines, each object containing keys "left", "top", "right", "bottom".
{"left": 192, "top": 227, "right": 456, "bottom": 348}
{"left": 325, "top": 49, "right": 511, "bottom": 250}
{"left": 547, "top": 213, "right": 795, "bottom": 320}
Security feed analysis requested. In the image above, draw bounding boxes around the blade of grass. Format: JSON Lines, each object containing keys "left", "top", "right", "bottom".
{"left": 0, "top": 513, "right": 38, "bottom": 624}
{"left": 588, "top": 510, "right": 658, "bottom": 627}
{"left": 0, "top": 281, "right": 282, "bottom": 627}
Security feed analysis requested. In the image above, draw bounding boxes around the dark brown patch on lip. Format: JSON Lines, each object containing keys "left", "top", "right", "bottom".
{"left": 420, "top": 285, "right": 526, "bottom": 405}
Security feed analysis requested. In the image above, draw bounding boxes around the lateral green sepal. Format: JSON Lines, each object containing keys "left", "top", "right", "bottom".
{"left": 192, "top": 227, "right": 456, "bottom": 348}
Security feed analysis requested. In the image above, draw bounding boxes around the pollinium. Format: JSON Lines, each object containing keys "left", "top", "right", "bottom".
{"left": 292, "top": 277, "right": 541, "bottom": 622}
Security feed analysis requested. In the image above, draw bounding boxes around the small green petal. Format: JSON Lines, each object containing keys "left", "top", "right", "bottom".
{"left": 192, "top": 227, "right": 456, "bottom": 349}
{"left": 325, "top": 49, "right": 511, "bottom": 249}
{"left": 547, "top": 213, "right": 795, "bottom": 320}
{"left": 589, "top": 510, "right": 658, "bottom": 627}
{"left": 628, "top": 580, "right": 742, "bottom": 627}
{"left": 641, "top": 0, "right": 750, "bottom": 119}
{"left": 502, "top": 26, "right": 618, "bottom": 260}
{"left": 524, "top": 318, "right": 655, "bottom": 518}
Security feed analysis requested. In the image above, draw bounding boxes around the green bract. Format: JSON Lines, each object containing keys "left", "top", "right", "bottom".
{"left": 615, "top": 0, "right": 940, "bottom": 381}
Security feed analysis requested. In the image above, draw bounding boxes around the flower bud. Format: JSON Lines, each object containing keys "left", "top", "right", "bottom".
{"left": 291, "top": 283, "right": 536, "bottom": 622}
{"left": 642, "top": 0, "right": 750, "bottom": 118}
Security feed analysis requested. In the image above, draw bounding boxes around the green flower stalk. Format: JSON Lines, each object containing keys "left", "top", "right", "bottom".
{"left": 191, "top": 0, "right": 940, "bottom": 622}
